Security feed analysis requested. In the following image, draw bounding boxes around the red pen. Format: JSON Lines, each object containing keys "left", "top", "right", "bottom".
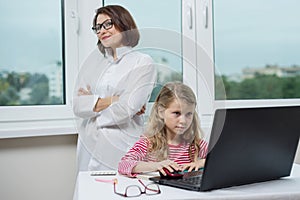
{"left": 95, "top": 178, "right": 117, "bottom": 184}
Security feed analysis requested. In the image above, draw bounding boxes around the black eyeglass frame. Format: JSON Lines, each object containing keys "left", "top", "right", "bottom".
{"left": 113, "top": 179, "right": 161, "bottom": 197}
{"left": 92, "top": 19, "right": 114, "bottom": 34}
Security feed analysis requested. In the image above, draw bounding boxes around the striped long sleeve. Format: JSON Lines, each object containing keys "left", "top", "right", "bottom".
{"left": 118, "top": 136, "right": 208, "bottom": 177}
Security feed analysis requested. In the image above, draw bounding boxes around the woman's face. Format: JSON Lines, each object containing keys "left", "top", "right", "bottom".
{"left": 96, "top": 14, "right": 123, "bottom": 49}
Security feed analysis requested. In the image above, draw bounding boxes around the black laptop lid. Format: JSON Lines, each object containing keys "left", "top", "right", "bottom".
{"left": 200, "top": 106, "right": 300, "bottom": 191}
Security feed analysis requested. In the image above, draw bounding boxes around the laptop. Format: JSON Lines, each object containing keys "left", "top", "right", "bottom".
{"left": 150, "top": 106, "right": 300, "bottom": 191}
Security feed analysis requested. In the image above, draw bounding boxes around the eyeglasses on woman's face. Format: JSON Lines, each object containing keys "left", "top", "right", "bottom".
{"left": 92, "top": 19, "right": 113, "bottom": 34}
{"left": 114, "top": 179, "right": 161, "bottom": 197}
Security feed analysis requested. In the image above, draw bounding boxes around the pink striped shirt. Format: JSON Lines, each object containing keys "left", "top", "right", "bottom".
{"left": 118, "top": 136, "right": 208, "bottom": 177}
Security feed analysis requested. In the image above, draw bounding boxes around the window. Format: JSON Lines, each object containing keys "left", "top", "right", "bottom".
{"left": 213, "top": 0, "right": 300, "bottom": 101}
{"left": 6, "top": 1, "right": 297, "bottom": 137}
{"left": 103, "top": 0, "right": 183, "bottom": 98}
{"left": 0, "top": 0, "right": 78, "bottom": 137}
{"left": 103, "top": 0, "right": 189, "bottom": 101}
{"left": 0, "top": 0, "right": 64, "bottom": 106}
{"left": 196, "top": 0, "right": 300, "bottom": 118}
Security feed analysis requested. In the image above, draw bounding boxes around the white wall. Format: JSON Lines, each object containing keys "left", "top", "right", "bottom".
{"left": 0, "top": 134, "right": 77, "bottom": 200}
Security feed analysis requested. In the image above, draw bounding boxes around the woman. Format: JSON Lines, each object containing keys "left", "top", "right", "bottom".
{"left": 73, "top": 5, "right": 157, "bottom": 171}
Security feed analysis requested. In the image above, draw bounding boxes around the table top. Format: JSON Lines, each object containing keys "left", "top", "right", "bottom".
{"left": 74, "top": 164, "right": 300, "bottom": 200}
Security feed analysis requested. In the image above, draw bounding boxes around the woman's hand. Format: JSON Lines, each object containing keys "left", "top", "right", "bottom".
{"left": 136, "top": 105, "right": 146, "bottom": 116}
{"left": 93, "top": 96, "right": 119, "bottom": 112}
{"left": 78, "top": 85, "right": 92, "bottom": 96}
{"left": 181, "top": 159, "right": 206, "bottom": 172}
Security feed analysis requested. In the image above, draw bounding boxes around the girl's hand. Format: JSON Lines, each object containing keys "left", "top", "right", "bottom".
{"left": 181, "top": 159, "right": 206, "bottom": 172}
{"left": 154, "top": 160, "right": 182, "bottom": 176}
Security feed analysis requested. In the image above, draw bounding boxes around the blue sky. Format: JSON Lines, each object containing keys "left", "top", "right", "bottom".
{"left": 213, "top": 0, "right": 300, "bottom": 75}
{"left": 105, "top": 0, "right": 182, "bottom": 72}
{"left": 1, "top": 0, "right": 299, "bottom": 76}
{"left": 0, "top": 0, "right": 62, "bottom": 73}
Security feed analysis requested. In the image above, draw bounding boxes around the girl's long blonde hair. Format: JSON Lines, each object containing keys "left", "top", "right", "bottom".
{"left": 145, "top": 82, "right": 203, "bottom": 161}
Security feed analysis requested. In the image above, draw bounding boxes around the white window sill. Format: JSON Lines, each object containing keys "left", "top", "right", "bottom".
{"left": 0, "top": 118, "right": 78, "bottom": 139}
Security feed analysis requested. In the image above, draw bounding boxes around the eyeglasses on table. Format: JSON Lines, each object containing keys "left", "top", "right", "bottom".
{"left": 95, "top": 178, "right": 161, "bottom": 197}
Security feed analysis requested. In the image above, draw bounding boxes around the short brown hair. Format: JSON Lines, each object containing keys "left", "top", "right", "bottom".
{"left": 93, "top": 5, "right": 140, "bottom": 55}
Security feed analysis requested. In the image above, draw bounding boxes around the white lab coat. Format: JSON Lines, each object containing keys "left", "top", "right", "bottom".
{"left": 72, "top": 46, "right": 157, "bottom": 171}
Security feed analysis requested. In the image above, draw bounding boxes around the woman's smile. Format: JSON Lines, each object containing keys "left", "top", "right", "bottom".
{"left": 101, "top": 35, "right": 111, "bottom": 41}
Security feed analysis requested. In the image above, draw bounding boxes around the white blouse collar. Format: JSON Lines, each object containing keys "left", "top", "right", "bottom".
{"left": 105, "top": 46, "right": 133, "bottom": 63}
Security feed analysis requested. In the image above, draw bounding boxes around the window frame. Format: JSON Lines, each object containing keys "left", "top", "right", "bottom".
{"left": 0, "top": 0, "right": 79, "bottom": 138}
{"left": 7, "top": 0, "right": 299, "bottom": 138}
{"left": 0, "top": 0, "right": 205, "bottom": 138}
{"left": 195, "top": 0, "right": 300, "bottom": 122}
{"left": 98, "top": 0, "right": 199, "bottom": 121}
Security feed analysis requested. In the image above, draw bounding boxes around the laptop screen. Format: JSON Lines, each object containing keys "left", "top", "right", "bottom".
{"left": 200, "top": 106, "right": 300, "bottom": 191}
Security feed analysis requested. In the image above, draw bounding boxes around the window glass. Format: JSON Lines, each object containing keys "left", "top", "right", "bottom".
{"left": 0, "top": 0, "right": 64, "bottom": 106}
{"left": 103, "top": 0, "right": 182, "bottom": 100}
{"left": 213, "top": 0, "right": 300, "bottom": 100}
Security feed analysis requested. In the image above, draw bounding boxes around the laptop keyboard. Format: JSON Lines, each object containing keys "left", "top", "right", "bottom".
{"left": 178, "top": 175, "right": 202, "bottom": 185}
{"left": 162, "top": 173, "right": 202, "bottom": 187}
{"left": 150, "top": 171, "right": 203, "bottom": 191}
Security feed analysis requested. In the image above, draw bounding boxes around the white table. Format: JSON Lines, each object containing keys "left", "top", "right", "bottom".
{"left": 75, "top": 164, "right": 300, "bottom": 200}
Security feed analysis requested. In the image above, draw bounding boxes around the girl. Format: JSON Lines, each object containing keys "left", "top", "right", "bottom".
{"left": 118, "top": 82, "right": 208, "bottom": 177}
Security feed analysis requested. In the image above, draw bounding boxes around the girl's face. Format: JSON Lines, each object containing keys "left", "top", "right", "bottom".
{"left": 160, "top": 99, "right": 195, "bottom": 143}
{"left": 96, "top": 14, "right": 123, "bottom": 50}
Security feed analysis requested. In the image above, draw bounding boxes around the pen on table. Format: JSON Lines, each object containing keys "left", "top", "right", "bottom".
{"left": 95, "top": 178, "right": 117, "bottom": 184}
